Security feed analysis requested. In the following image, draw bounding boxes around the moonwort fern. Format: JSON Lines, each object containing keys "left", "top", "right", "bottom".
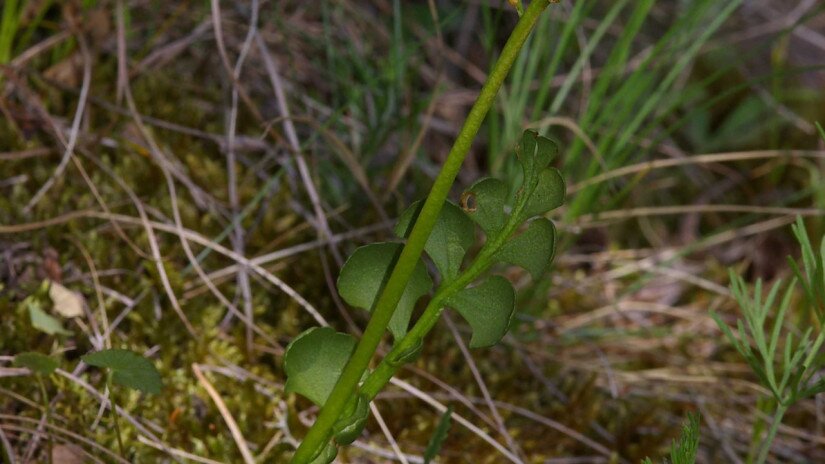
{"left": 284, "top": 130, "right": 564, "bottom": 462}
{"left": 281, "top": 2, "right": 558, "bottom": 462}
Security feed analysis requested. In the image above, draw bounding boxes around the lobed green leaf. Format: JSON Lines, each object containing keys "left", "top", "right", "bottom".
{"left": 460, "top": 177, "right": 509, "bottom": 236}
{"left": 517, "top": 168, "right": 565, "bottom": 222}
{"left": 395, "top": 200, "right": 475, "bottom": 282}
{"left": 337, "top": 243, "right": 432, "bottom": 340}
{"left": 495, "top": 217, "right": 556, "bottom": 280}
{"left": 445, "top": 276, "right": 515, "bottom": 348}
{"left": 516, "top": 130, "right": 556, "bottom": 178}
{"left": 284, "top": 327, "right": 357, "bottom": 407}
{"left": 514, "top": 131, "right": 564, "bottom": 222}
{"left": 460, "top": 131, "right": 563, "bottom": 248}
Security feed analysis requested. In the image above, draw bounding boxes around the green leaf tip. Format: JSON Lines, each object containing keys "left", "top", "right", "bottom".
{"left": 284, "top": 327, "right": 357, "bottom": 407}
{"left": 446, "top": 276, "right": 516, "bottom": 348}
{"left": 82, "top": 349, "right": 162, "bottom": 395}
{"left": 516, "top": 130, "right": 557, "bottom": 177}
{"left": 518, "top": 168, "right": 565, "bottom": 222}
{"left": 396, "top": 200, "right": 475, "bottom": 282}
{"left": 495, "top": 217, "right": 556, "bottom": 279}
{"left": 14, "top": 352, "right": 58, "bottom": 376}
{"left": 28, "top": 300, "right": 71, "bottom": 336}
{"left": 515, "top": 130, "right": 564, "bottom": 223}
{"left": 459, "top": 130, "right": 563, "bottom": 248}
{"left": 423, "top": 405, "right": 453, "bottom": 464}
{"left": 337, "top": 242, "right": 433, "bottom": 339}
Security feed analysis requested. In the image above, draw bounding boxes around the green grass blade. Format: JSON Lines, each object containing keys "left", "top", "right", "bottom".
{"left": 423, "top": 406, "right": 453, "bottom": 464}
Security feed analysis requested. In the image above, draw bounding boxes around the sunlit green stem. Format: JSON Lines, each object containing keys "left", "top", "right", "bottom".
{"left": 107, "top": 374, "right": 126, "bottom": 458}
{"left": 289, "top": 1, "right": 552, "bottom": 461}
{"left": 362, "top": 183, "right": 535, "bottom": 399}
{"left": 753, "top": 403, "right": 786, "bottom": 464}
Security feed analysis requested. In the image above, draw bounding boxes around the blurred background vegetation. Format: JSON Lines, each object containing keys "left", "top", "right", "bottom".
{"left": 1, "top": 0, "right": 824, "bottom": 462}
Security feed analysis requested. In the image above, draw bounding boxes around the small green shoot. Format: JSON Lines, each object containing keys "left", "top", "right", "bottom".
{"left": 423, "top": 406, "right": 453, "bottom": 464}
{"left": 712, "top": 217, "right": 825, "bottom": 464}
{"left": 668, "top": 413, "right": 700, "bottom": 464}
{"left": 82, "top": 349, "right": 162, "bottom": 456}
{"left": 788, "top": 218, "right": 825, "bottom": 323}
{"left": 641, "top": 413, "right": 700, "bottom": 464}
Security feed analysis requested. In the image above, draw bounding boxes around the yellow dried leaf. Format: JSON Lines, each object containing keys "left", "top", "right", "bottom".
{"left": 48, "top": 281, "right": 84, "bottom": 318}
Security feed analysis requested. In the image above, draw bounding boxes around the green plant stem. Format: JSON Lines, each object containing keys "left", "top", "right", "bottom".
{"left": 289, "top": 2, "right": 552, "bottom": 462}
{"left": 754, "top": 403, "right": 787, "bottom": 464}
{"left": 0, "top": 0, "right": 19, "bottom": 64}
{"left": 36, "top": 376, "right": 53, "bottom": 464}
{"left": 107, "top": 375, "right": 126, "bottom": 458}
{"left": 362, "top": 182, "right": 535, "bottom": 398}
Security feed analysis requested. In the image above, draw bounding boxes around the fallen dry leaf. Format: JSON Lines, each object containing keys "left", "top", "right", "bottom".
{"left": 52, "top": 444, "right": 86, "bottom": 464}
{"left": 48, "top": 281, "right": 85, "bottom": 318}
{"left": 43, "top": 52, "right": 83, "bottom": 88}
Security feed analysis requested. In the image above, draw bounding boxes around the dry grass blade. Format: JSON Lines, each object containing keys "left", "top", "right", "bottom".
{"left": 253, "top": 31, "right": 344, "bottom": 265}
{"left": 369, "top": 402, "right": 411, "bottom": 464}
{"left": 388, "top": 378, "right": 524, "bottom": 464}
{"left": 569, "top": 150, "right": 825, "bottom": 193}
{"left": 444, "top": 314, "right": 523, "bottom": 459}
{"left": 191, "top": 364, "right": 256, "bottom": 464}
{"left": 0, "top": 209, "right": 330, "bottom": 325}
{"left": 0, "top": 423, "right": 16, "bottom": 464}
{"left": 21, "top": 20, "right": 91, "bottom": 214}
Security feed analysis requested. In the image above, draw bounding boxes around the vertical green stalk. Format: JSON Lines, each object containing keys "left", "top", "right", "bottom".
{"left": 35, "top": 376, "right": 53, "bottom": 464}
{"left": 289, "top": 1, "right": 552, "bottom": 462}
{"left": 107, "top": 374, "right": 126, "bottom": 458}
{"left": 754, "top": 404, "right": 787, "bottom": 464}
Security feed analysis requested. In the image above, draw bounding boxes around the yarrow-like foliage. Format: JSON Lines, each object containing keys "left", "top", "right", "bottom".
{"left": 713, "top": 217, "right": 825, "bottom": 464}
